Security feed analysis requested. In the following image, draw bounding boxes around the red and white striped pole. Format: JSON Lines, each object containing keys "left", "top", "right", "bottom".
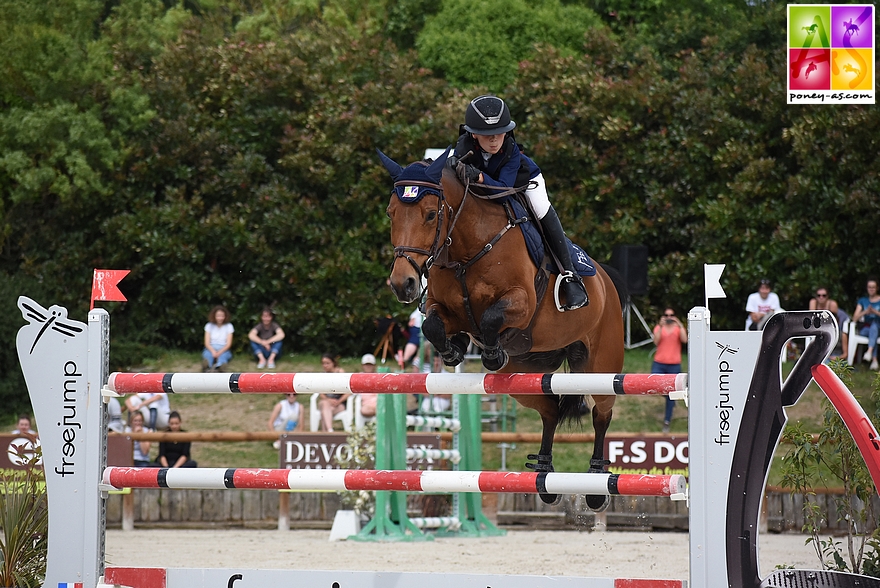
{"left": 102, "top": 467, "right": 687, "bottom": 498}
{"left": 105, "top": 372, "right": 687, "bottom": 397}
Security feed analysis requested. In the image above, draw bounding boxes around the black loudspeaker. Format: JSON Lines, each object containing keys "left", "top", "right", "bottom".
{"left": 610, "top": 245, "right": 649, "bottom": 296}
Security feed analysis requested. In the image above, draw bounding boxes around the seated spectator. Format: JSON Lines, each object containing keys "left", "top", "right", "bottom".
{"left": 317, "top": 353, "right": 349, "bottom": 431}
{"left": 125, "top": 411, "right": 154, "bottom": 467}
{"left": 125, "top": 392, "right": 171, "bottom": 431}
{"left": 202, "top": 305, "right": 234, "bottom": 372}
{"left": 268, "top": 392, "right": 303, "bottom": 449}
{"left": 248, "top": 307, "right": 285, "bottom": 370}
{"left": 809, "top": 286, "right": 850, "bottom": 357}
{"left": 745, "top": 278, "right": 782, "bottom": 330}
{"left": 853, "top": 277, "right": 880, "bottom": 371}
{"left": 397, "top": 308, "right": 423, "bottom": 372}
{"left": 358, "top": 353, "right": 378, "bottom": 418}
{"left": 11, "top": 414, "right": 36, "bottom": 435}
{"left": 156, "top": 411, "right": 197, "bottom": 468}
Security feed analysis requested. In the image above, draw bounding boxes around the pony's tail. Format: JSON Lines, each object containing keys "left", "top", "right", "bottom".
{"left": 600, "top": 262, "right": 628, "bottom": 316}
{"left": 557, "top": 395, "right": 587, "bottom": 427}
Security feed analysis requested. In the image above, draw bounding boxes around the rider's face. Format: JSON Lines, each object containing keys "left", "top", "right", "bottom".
{"left": 474, "top": 133, "right": 505, "bottom": 155}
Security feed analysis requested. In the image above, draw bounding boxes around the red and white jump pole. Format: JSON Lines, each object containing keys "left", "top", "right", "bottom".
{"left": 105, "top": 371, "right": 688, "bottom": 397}
{"left": 102, "top": 466, "right": 687, "bottom": 498}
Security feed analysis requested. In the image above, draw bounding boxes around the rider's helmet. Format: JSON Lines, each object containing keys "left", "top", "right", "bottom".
{"left": 463, "top": 95, "right": 516, "bottom": 135}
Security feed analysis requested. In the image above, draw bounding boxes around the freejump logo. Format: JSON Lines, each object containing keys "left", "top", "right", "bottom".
{"left": 715, "top": 341, "right": 739, "bottom": 446}
{"left": 788, "top": 5, "right": 875, "bottom": 104}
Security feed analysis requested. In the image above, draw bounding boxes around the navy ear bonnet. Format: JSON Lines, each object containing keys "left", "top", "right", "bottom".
{"left": 377, "top": 148, "right": 450, "bottom": 203}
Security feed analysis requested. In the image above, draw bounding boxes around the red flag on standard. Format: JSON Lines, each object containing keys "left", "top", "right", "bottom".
{"left": 90, "top": 269, "right": 130, "bottom": 310}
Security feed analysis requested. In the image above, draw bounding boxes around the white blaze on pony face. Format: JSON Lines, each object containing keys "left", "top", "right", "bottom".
{"left": 387, "top": 194, "right": 438, "bottom": 304}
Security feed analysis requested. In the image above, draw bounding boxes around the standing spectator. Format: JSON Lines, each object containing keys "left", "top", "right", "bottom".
{"left": 358, "top": 353, "right": 378, "bottom": 418}
{"left": 745, "top": 278, "right": 782, "bottom": 330}
{"left": 156, "top": 411, "right": 197, "bottom": 468}
{"left": 652, "top": 307, "right": 688, "bottom": 433}
{"left": 397, "top": 308, "right": 423, "bottom": 372}
{"left": 125, "top": 411, "right": 154, "bottom": 467}
{"left": 853, "top": 277, "right": 880, "bottom": 371}
{"left": 125, "top": 392, "right": 171, "bottom": 431}
{"left": 809, "top": 286, "right": 850, "bottom": 358}
{"left": 268, "top": 392, "right": 303, "bottom": 449}
{"left": 11, "top": 414, "right": 35, "bottom": 435}
{"left": 248, "top": 307, "right": 285, "bottom": 370}
{"left": 202, "top": 305, "right": 234, "bottom": 372}
{"left": 317, "top": 354, "right": 349, "bottom": 431}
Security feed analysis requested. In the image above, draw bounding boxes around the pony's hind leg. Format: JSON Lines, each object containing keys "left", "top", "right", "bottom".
{"left": 585, "top": 395, "right": 615, "bottom": 512}
{"left": 513, "top": 394, "right": 562, "bottom": 505}
{"left": 423, "top": 311, "right": 468, "bottom": 366}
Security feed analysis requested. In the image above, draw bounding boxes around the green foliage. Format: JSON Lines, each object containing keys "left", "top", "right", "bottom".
{"left": 0, "top": 448, "right": 48, "bottom": 588}
{"left": 780, "top": 361, "right": 880, "bottom": 575}
{"left": 337, "top": 421, "right": 377, "bottom": 514}
{"left": 417, "top": 0, "right": 603, "bottom": 90}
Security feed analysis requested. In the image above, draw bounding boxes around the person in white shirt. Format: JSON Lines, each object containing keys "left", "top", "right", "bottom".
{"left": 202, "top": 305, "right": 234, "bottom": 372}
{"left": 126, "top": 391, "right": 172, "bottom": 430}
{"left": 745, "top": 278, "right": 782, "bottom": 330}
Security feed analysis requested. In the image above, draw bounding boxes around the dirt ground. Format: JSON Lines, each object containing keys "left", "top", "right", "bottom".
{"left": 105, "top": 528, "right": 822, "bottom": 581}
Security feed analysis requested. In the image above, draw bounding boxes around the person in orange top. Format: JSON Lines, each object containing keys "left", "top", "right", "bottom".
{"left": 652, "top": 307, "right": 688, "bottom": 433}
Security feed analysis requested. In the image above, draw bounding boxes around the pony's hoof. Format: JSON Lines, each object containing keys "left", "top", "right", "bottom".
{"left": 481, "top": 349, "right": 508, "bottom": 372}
{"left": 540, "top": 492, "right": 562, "bottom": 506}
{"left": 585, "top": 494, "right": 610, "bottom": 512}
{"left": 440, "top": 349, "right": 464, "bottom": 367}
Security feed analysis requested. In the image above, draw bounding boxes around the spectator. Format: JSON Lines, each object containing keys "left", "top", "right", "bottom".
{"left": 853, "top": 277, "right": 880, "bottom": 371}
{"left": 317, "top": 353, "right": 349, "bottom": 431}
{"left": 397, "top": 308, "right": 423, "bottom": 372}
{"left": 248, "top": 307, "right": 285, "bottom": 370}
{"left": 358, "top": 353, "right": 378, "bottom": 418}
{"left": 11, "top": 414, "right": 35, "bottom": 435}
{"left": 268, "top": 392, "right": 303, "bottom": 449}
{"left": 107, "top": 397, "right": 125, "bottom": 433}
{"left": 125, "top": 392, "right": 171, "bottom": 431}
{"left": 745, "top": 278, "right": 782, "bottom": 330}
{"left": 156, "top": 411, "right": 197, "bottom": 468}
{"left": 652, "top": 307, "right": 688, "bottom": 433}
{"left": 202, "top": 305, "right": 234, "bottom": 372}
{"left": 125, "top": 411, "right": 154, "bottom": 467}
{"left": 809, "top": 286, "right": 850, "bottom": 358}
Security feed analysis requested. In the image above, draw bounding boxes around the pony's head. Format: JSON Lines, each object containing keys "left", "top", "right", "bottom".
{"left": 379, "top": 148, "right": 449, "bottom": 304}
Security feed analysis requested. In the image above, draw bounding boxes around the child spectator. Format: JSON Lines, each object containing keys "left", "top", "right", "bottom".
{"left": 156, "top": 411, "right": 197, "bottom": 468}
{"left": 248, "top": 307, "right": 285, "bottom": 369}
{"left": 125, "top": 411, "right": 154, "bottom": 467}
{"left": 317, "top": 353, "right": 349, "bottom": 431}
{"left": 11, "top": 414, "right": 36, "bottom": 435}
{"left": 202, "top": 305, "right": 234, "bottom": 372}
{"left": 358, "top": 353, "right": 378, "bottom": 418}
{"left": 268, "top": 392, "right": 303, "bottom": 449}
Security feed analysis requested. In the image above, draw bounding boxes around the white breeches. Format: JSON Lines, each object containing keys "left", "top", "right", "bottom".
{"left": 525, "top": 173, "right": 551, "bottom": 219}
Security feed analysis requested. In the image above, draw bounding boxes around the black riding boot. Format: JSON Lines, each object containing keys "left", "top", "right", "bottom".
{"left": 540, "top": 207, "right": 589, "bottom": 311}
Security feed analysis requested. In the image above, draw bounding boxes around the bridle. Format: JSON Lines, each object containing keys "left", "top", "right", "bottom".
{"left": 390, "top": 179, "right": 456, "bottom": 296}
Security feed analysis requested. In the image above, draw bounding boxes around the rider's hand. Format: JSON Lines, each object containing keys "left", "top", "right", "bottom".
{"left": 445, "top": 155, "right": 459, "bottom": 169}
{"left": 456, "top": 162, "right": 481, "bottom": 184}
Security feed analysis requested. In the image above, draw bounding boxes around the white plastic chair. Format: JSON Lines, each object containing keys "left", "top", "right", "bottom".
{"left": 309, "top": 393, "right": 355, "bottom": 432}
{"left": 847, "top": 320, "right": 871, "bottom": 366}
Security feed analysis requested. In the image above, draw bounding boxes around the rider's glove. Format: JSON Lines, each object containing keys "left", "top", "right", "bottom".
{"left": 455, "top": 162, "right": 481, "bottom": 184}
{"left": 445, "top": 155, "right": 459, "bottom": 169}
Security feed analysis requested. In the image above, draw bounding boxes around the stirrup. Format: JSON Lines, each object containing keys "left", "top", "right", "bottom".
{"left": 553, "top": 271, "right": 588, "bottom": 312}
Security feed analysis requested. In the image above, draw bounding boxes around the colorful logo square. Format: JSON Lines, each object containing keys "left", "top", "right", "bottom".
{"left": 788, "top": 4, "right": 874, "bottom": 104}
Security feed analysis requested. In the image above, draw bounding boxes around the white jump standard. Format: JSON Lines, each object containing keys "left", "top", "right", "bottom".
{"left": 17, "top": 294, "right": 880, "bottom": 588}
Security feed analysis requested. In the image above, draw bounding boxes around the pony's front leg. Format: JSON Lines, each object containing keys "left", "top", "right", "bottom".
{"left": 423, "top": 309, "right": 469, "bottom": 367}
{"left": 479, "top": 299, "right": 510, "bottom": 371}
